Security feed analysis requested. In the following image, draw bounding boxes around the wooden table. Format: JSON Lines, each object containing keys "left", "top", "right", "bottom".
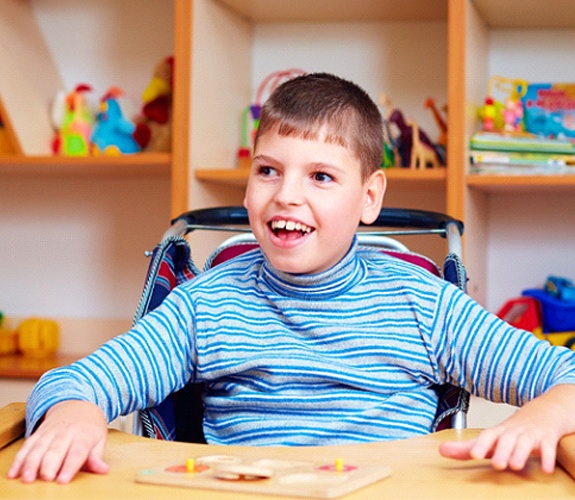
{"left": 2, "top": 402, "right": 575, "bottom": 499}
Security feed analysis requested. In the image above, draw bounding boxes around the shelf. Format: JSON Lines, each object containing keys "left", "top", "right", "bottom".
{"left": 467, "top": 174, "right": 575, "bottom": 193}
{"left": 0, "top": 353, "right": 81, "bottom": 379}
{"left": 0, "top": 153, "right": 171, "bottom": 178}
{"left": 195, "top": 167, "right": 251, "bottom": 187}
{"left": 195, "top": 167, "right": 447, "bottom": 189}
{"left": 216, "top": 0, "right": 447, "bottom": 23}
{"left": 473, "top": 0, "right": 575, "bottom": 29}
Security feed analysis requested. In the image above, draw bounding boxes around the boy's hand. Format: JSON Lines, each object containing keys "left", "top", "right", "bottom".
{"left": 439, "top": 422, "right": 559, "bottom": 474}
{"left": 7, "top": 400, "right": 109, "bottom": 484}
{"left": 440, "top": 385, "right": 575, "bottom": 474}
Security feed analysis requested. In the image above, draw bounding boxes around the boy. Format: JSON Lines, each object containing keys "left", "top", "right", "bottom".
{"left": 9, "top": 73, "right": 575, "bottom": 484}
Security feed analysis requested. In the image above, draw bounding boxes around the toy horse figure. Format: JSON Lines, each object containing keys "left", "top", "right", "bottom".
{"left": 389, "top": 109, "right": 443, "bottom": 168}
{"left": 410, "top": 120, "right": 439, "bottom": 169}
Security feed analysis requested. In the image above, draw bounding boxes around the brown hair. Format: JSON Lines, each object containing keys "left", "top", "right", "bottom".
{"left": 254, "top": 73, "right": 383, "bottom": 180}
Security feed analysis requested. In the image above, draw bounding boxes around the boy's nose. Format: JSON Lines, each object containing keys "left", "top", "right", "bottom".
{"left": 273, "top": 177, "right": 304, "bottom": 206}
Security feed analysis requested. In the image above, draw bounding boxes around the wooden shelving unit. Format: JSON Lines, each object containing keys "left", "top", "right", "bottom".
{"left": 0, "top": 0, "right": 179, "bottom": 392}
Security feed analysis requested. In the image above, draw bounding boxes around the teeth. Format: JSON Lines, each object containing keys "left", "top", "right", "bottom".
{"left": 271, "top": 220, "right": 312, "bottom": 234}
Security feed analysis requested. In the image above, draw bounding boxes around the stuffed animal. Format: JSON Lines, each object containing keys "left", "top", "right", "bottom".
{"left": 91, "top": 87, "right": 141, "bottom": 155}
{"left": 51, "top": 83, "right": 94, "bottom": 156}
{"left": 133, "top": 56, "right": 174, "bottom": 152}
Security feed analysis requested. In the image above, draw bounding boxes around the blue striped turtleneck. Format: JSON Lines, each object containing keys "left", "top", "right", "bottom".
{"left": 27, "top": 239, "right": 575, "bottom": 444}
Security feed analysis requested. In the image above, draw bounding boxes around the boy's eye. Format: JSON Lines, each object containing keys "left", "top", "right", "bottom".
{"left": 313, "top": 171, "right": 333, "bottom": 183}
{"left": 257, "top": 165, "right": 277, "bottom": 177}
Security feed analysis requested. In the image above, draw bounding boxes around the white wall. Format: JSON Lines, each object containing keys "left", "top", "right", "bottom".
{"left": 253, "top": 21, "right": 448, "bottom": 142}
{"left": 1, "top": 177, "right": 170, "bottom": 319}
{"left": 32, "top": 0, "right": 174, "bottom": 109}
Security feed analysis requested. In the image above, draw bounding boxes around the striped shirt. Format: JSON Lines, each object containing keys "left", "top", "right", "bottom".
{"left": 27, "top": 240, "right": 575, "bottom": 444}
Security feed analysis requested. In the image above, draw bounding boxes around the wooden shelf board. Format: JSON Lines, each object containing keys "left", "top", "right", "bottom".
{"left": 385, "top": 167, "right": 447, "bottom": 189}
{"left": 195, "top": 167, "right": 250, "bottom": 187}
{"left": 215, "top": 0, "right": 447, "bottom": 23}
{"left": 473, "top": 0, "right": 575, "bottom": 29}
{"left": 195, "top": 167, "right": 447, "bottom": 189}
{"left": 0, "top": 153, "right": 171, "bottom": 178}
{"left": 467, "top": 174, "right": 575, "bottom": 193}
{"left": 0, "top": 353, "right": 81, "bottom": 379}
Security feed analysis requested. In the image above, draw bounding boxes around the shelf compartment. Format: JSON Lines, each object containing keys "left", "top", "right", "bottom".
{"left": 0, "top": 153, "right": 170, "bottom": 178}
{"left": 196, "top": 167, "right": 446, "bottom": 189}
{"left": 473, "top": 0, "right": 575, "bottom": 29}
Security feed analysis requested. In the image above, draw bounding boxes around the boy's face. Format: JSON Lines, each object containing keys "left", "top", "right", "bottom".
{"left": 243, "top": 128, "right": 386, "bottom": 275}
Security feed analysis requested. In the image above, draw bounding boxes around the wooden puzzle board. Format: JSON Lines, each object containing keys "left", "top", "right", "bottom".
{"left": 136, "top": 453, "right": 391, "bottom": 498}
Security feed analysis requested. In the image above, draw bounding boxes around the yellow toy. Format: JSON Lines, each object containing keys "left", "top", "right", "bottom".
{"left": 479, "top": 75, "right": 529, "bottom": 133}
{"left": 18, "top": 318, "right": 60, "bottom": 358}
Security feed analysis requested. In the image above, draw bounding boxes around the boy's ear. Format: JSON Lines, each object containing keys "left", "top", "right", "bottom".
{"left": 360, "top": 169, "right": 386, "bottom": 225}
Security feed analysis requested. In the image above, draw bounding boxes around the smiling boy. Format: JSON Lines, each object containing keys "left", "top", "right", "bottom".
{"left": 9, "top": 73, "right": 575, "bottom": 484}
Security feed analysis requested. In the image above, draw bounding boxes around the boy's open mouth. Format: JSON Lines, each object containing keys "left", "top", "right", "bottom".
{"left": 269, "top": 219, "right": 314, "bottom": 240}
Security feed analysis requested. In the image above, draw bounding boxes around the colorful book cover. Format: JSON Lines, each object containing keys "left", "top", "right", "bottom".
{"left": 522, "top": 83, "right": 575, "bottom": 139}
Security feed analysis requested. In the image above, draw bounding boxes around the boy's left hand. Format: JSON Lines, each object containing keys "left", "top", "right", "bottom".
{"left": 439, "top": 385, "right": 575, "bottom": 474}
{"left": 439, "top": 423, "right": 559, "bottom": 473}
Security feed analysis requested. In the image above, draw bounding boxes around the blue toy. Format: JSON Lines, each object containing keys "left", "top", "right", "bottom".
{"left": 91, "top": 87, "right": 141, "bottom": 155}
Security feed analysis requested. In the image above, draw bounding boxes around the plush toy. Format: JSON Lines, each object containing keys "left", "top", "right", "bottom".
{"left": 18, "top": 317, "right": 60, "bottom": 358}
{"left": 133, "top": 56, "right": 174, "bottom": 152}
{"left": 91, "top": 87, "right": 141, "bottom": 155}
{"left": 51, "top": 83, "right": 94, "bottom": 156}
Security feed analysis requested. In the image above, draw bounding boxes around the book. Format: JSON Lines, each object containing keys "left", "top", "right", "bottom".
{"left": 470, "top": 131, "right": 575, "bottom": 154}
{"left": 522, "top": 83, "right": 575, "bottom": 139}
{"left": 469, "top": 150, "right": 575, "bottom": 175}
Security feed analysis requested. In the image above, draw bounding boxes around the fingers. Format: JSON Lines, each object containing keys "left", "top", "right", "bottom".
{"left": 440, "top": 426, "right": 559, "bottom": 474}
{"left": 56, "top": 442, "right": 107, "bottom": 484}
{"left": 8, "top": 433, "right": 109, "bottom": 484}
{"left": 7, "top": 402, "right": 109, "bottom": 484}
{"left": 438, "top": 438, "right": 476, "bottom": 460}
{"left": 8, "top": 429, "right": 86, "bottom": 483}
{"left": 7, "top": 434, "right": 44, "bottom": 482}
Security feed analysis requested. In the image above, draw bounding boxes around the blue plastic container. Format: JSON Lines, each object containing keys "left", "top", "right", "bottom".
{"left": 523, "top": 288, "right": 575, "bottom": 333}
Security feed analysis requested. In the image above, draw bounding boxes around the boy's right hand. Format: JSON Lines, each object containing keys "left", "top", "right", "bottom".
{"left": 7, "top": 400, "right": 109, "bottom": 484}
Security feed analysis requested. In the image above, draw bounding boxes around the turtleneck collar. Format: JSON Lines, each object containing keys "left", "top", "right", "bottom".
{"left": 260, "top": 236, "right": 365, "bottom": 299}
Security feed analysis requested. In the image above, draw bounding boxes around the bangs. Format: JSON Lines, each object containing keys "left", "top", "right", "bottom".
{"left": 264, "top": 113, "right": 355, "bottom": 151}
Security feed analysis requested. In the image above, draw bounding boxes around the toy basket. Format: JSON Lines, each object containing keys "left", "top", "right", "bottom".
{"left": 522, "top": 289, "right": 575, "bottom": 333}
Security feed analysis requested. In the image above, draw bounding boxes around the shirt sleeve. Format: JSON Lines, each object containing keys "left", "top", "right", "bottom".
{"left": 430, "top": 283, "right": 575, "bottom": 406}
{"left": 25, "top": 286, "right": 197, "bottom": 436}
